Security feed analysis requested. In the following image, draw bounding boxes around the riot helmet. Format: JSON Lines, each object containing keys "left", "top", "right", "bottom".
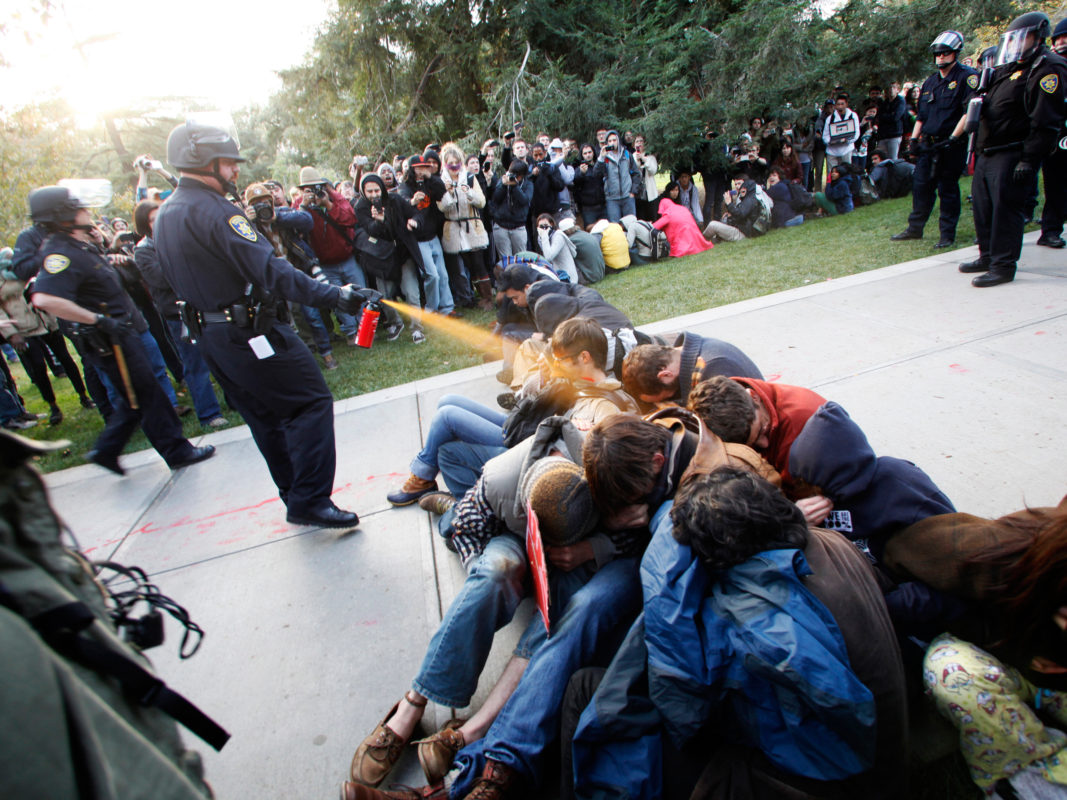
{"left": 1052, "top": 17, "right": 1067, "bottom": 55}
{"left": 930, "top": 30, "right": 964, "bottom": 57}
{"left": 166, "top": 121, "right": 245, "bottom": 197}
{"left": 979, "top": 45, "right": 999, "bottom": 69}
{"left": 28, "top": 186, "right": 84, "bottom": 227}
{"left": 167, "top": 122, "right": 244, "bottom": 169}
{"left": 996, "top": 12, "right": 1051, "bottom": 65}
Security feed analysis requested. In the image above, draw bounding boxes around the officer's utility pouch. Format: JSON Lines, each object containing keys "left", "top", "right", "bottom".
{"left": 70, "top": 323, "right": 113, "bottom": 358}
{"left": 251, "top": 302, "right": 278, "bottom": 336}
{"left": 177, "top": 301, "right": 202, "bottom": 344}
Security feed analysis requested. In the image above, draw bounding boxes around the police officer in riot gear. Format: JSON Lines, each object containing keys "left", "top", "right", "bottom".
{"left": 1036, "top": 17, "right": 1067, "bottom": 249}
{"left": 28, "top": 186, "right": 215, "bottom": 475}
{"left": 154, "top": 122, "right": 374, "bottom": 528}
{"left": 891, "top": 30, "right": 978, "bottom": 248}
{"left": 958, "top": 12, "right": 1067, "bottom": 286}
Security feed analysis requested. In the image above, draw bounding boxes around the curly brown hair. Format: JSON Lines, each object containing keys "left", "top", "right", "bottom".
{"left": 687, "top": 376, "right": 756, "bottom": 444}
{"left": 621, "top": 344, "right": 674, "bottom": 398}
{"left": 582, "top": 414, "right": 669, "bottom": 511}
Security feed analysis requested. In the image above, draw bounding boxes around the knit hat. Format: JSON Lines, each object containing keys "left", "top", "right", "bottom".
{"left": 520, "top": 457, "right": 598, "bottom": 546}
{"left": 558, "top": 217, "right": 577, "bottom": 233}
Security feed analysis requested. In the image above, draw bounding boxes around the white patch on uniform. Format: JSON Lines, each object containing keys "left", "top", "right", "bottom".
{"left": 43, "top": 254, "right": 70, "bottom": 274}
{"left": 228, "top": 215, "right": 258, "bottom": 242}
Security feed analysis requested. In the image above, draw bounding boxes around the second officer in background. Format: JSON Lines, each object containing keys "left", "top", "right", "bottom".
{"left": 154, "top": 122, "right": 374, "bottom": 528}
{"left": 959, "top": 12, "right": 1067, "bottom": 287}
{"left": 891, "top": 30, "right": 978, "bottom": 248}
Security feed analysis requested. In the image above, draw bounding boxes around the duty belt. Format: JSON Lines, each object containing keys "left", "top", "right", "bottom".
{"left": 197, "top": 304, "right": 253, "bottom": 327}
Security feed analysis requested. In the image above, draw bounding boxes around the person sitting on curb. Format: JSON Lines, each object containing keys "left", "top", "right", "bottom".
{"left": 572, "top": 467, "right": 908, "bottom": 799}
{"left": 620, "top": 332, "right": 762, "bottom": 406}
{"left": 386, "top": 318, "right": 636, "bottom": 507}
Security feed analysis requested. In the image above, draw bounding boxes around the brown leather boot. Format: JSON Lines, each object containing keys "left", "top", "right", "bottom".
{"left": 462, "top": 759, "right": 516, "bottom": 800}
{"left": 387, "top": 474, "right": 438, "bottom": 506}
{"left": 340, "top": 780, "right": 446, "bottom": 800}
{"left": 415, "top": 718, "right": 466, "bottom": 784}
{"left": 349, "top": 692, "right": 427, "bottom": 786}
{"left": 473, "top": 279, "right": 494, "bottom": 311}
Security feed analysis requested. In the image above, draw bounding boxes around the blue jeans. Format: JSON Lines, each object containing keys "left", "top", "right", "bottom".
{"left": 297, "top": 305, "right": 332, "bottom": 355}
{"left": 410, "top": 395, "right": 506, "bottom": 481}
{"left": 0, "top": 365, "right": 25, "bottom": 423}
{"left": 417, "top": 238, "right": 455, "bottom": 315}
{"left": 784, "top": 213, "right": 805, "bottom": 227}
{"left": 438, "top": 441, "right": 508, "bottom": 498}
{"left": 450, "top": 557, "right": 643, "bottom": 793}
{"left": 165, "top": 319, "right": 222, "bottom": 423}
{"left": 605, "top": 196, "right": 637, "bottom": 223}
{"left": 411, "top": 534, "right": 528, "bottom": 707}
{"left": 320, "top": 254, "right": 366, "bottom": 337}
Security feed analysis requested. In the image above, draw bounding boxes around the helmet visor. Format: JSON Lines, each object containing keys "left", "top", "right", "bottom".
{"left": 58, "top": 179, "right": 113, "bottom": 208}
{"left": 996, "top": 28, "right": 1036, "bottom": 65}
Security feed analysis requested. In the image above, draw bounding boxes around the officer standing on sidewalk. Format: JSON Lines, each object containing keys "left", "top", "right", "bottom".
{"left": 28, "top": 186, "right": 215, "bottom": 476}
{"left": 154, "top": 122, "right": 373, "bottom": 528}
{"left": 890, "top": 31, "right": 978, "bottom": 248}
{"left": 958, "top": 12, "right": 1067, "bottom": 287}
{"left": 1036, "top": 17, "right": 1067, "bottom": 249}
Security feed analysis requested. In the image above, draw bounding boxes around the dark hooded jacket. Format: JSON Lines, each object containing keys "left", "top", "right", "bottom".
{"left": 354, "top": 174, "right": 427, "bottom": 300}
{"left": 396, "top": 161, "right": 447, "bottom": 242}
{"left": 788, "top": 401, "right": 955, "bottom": 560}
{"left": 674, "top": 331, "right": 762, "bottom": 404}
{"left": 722, "top": 178, "right": 764, "bottom": 236}
{"left": 526, "top": 281, "right": 632, "bottom": 335}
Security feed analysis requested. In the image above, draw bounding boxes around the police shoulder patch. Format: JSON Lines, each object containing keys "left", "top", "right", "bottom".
{"left": 967, "top": 74, "right": 979, "bottom": 89}
{"left": 1040, "top": 74, "right": 1059, "bottom": 94}
{"left": 42, "top": 254, "right": 70, "bottom": 274}
{"left": 228, "top": 214, "right": 257, "bottom": 242}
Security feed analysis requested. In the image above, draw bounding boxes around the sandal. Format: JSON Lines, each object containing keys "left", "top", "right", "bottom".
{"left": 349, "top": 691, "right": 427, "bottom": 787}
{"left": 414, "top": 717, "right": 466, "bottom": 785}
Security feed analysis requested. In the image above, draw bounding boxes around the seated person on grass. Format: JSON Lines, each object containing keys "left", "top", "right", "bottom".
{"left": 620, "top": 333, "right": 762, "bottom": 406}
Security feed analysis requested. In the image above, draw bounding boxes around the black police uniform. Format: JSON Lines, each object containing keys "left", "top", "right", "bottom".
{"left": 906, "top": 60, "right": 979, "bottom": 241}
{"left": 1039, "top": 131, "right": 1067, "bottom": 242}
{"left": 11, "top": 224, "right": 113, "bottom": 415}
{"left": 153, "top": 178, "right": 345, "bottom": 519}
{"left": 972, "top": 47, "right": 1067, "bottom": 279}
{"left": 30, "top": 235, "right": 197, "bottom": 466}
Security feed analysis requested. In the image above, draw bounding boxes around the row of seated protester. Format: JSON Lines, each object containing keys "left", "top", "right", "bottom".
{"left": 341, "top": 264, "right": 1066, "bottom": 800}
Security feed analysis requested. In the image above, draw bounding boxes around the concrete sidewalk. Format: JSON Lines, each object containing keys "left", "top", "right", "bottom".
{"left": 44, "top": 233, "right": 1067, "bottom": 798}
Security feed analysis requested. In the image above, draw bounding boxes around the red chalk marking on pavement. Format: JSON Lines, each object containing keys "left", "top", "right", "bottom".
{"left": 948, "top": 363, "right": 970, "bottom": 373}
{"left": 1034, "top": 331, "right": 1046, "bottom": 335}
{"left": 764, "top": 373, "right": 782, "bottom": 382}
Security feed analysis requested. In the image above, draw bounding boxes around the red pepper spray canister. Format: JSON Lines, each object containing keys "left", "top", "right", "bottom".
{"left": 355, "top": 301, "right": 382, "bottom": 348}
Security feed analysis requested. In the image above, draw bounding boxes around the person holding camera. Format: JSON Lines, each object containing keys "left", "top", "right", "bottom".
{"left": 593, "top": 130, "right": 641, "bottom": 223}
{"left": 241, "top": 184, "right": 342, "bottom": 370}
{"left": 398, "top": 154, "right": 456, "bottom": 318}
{"left": 154, "top": 122, "right": 373, "bottom": 528}
{"left": 489, "top": 160, "right": 533, "bottom": 257}
{"left": 439, "top": 144, "right": 494, "bottom": 310}
{"left": 572, "top": 144, "right": 608, "bottom": 230}
{"left": 293, "top": 166, "right": 367, "bottom": 345}
{"left": 632, "top": 135, "right": 659, "bottom": 221}
{"left": 527, "top": 141, "right": 565, "bottom": 223}
{"left": 133, "top": 153, "right": 178, "bottom": 203}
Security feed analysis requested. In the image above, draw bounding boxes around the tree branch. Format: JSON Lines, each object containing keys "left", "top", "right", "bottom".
{"left": 392, "top": 53, "right": 444, "bottom": 138}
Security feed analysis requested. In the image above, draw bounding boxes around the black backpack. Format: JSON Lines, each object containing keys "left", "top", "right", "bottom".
{"left": 501, "top": 379, "right": 578, "bottom": 447}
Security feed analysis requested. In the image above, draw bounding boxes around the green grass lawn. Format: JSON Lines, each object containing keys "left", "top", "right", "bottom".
{"left": 9, "top": 175, "right": 1022, "bottom": 480}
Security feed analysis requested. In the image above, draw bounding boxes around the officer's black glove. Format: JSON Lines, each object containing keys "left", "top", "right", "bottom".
{"left": 907, "top": 139, "right": 921, "bottom": 159}
{"left": 94, "top": 314, "right": 123, "bottom": 336}
{"left": 1012, "top": 161, "right": 1036, "bottom": 184}
{"left": 336, "top": 285, "right": 382, "bottom": 315}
